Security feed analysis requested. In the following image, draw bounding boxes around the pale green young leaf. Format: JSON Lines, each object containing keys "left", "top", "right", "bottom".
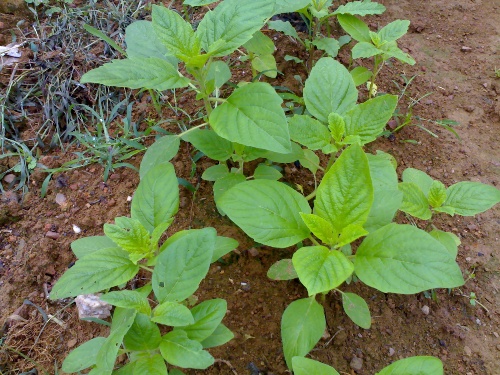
{"left": 355, "top": 223, "right": 465, "bottom": 293}
{"left": 273, "top": 0, "right": 310, "bottom": 14}
{"left": 211, "top": 83, "right": 290, "bottom": 153}
{"left": 343, "top": 94, "right": 398, "bottom": 144}
{"left": 81, "top": 58, "right": 189, "bottom": 91}
{"left": 200, "top": 323, "right": 234, "bottom": 349}
{"left": 378, "top": 19, "right": 410, "bottom": 42}
{"left": 402, "top": 168, "right": 434, "bottom": 197}
{"left": 254, "top": 164, "right": 282, "bottom": 180}
{"left": 315, "top": 144, "right": 373, "bottom": 233}
{"left": 123, "top": 313, "right": 161, "bottom": 351}
{"left": 342, "top": 292, "right": 371, "bottom": 329}
{"left": 212, "top": 236, "right": 239, "bottom": 262}
{"left": 299, "top": 213, "right": 336, "bottom": 245}
{"left": 153, "top": 228, "right": 216, "bottom": 303}
{"left": 333, "top": 1, "right": 386, "bottom": 16}
{"left": 202, "top": 164, "right": 229, "bottom": 181}
{"left": 328, "top": 113, "right": 346, "bottom": 143}
{"left": 133, "top": 354, "right": 167, "bottom": 375}
{"left": 376, "top": 356, "right": 443, "bottom": 375}
{"left": 267, "top": 20, "right": 299, "bottom": 39}
{"left": 218, "top": 180, "right": 311, "bottom": 248}
{"left": 292, "top": 356, "right": 340, "bottom": 375}
{"left": 139, "top": 135, "right": 180, "bottom": 178}
{"left": 369, "top": 31, "right": 382, "bottom": 46}
{"left": 350, "top": 66, "right": 372, "bottom": 86}
{"left": 313, "top": 37, "right": 340, "bottom": 57}
{"left": 336, "top": 14, "right": 371, "bottom": 43}
{"left": 62, "top": 337, "right": 106, "bottom": 373}
{"left": 100, "top": 290, "right": 151, "bottom": 315}
{"left": 152, "top": 301, "right": 195, "bottom": 327}
{"left": 428, "top": 180, "right": 447, "bottom": 208}
{"left": 50, "top": 248, "right": 139, "bottom": 299}
{"left": 160, "top": 330, "right": 214, "bottom": 369}
{"left": 336, "top": 224, "right": 368, "bottom": 248}
{"left": 299, "top": 149, "right": 320, "bottom": 174}
{"left": 196, "top": 0, "right": 274, "bottom": 57}
{"left": 288, "top": 115, "right": 331, "bottom": 150}
{"left": 398, "top": 182, "right": 432, "bottom": 220}
{"left": 252, "top": 54, "right": 278, "bottom": 78}
{"left": 281, "top": 297, "right": 325, "bottom": 369}
{"left": 182, "top": 129, "right": 234, "bottom": 161}
{"left": 352, "top": 42, "right": 383, "bottom": 59}
{"left": 206, "top": 60, "right": 232, "bottom": 88}
{"left": 177, "top": 299, "right": 226, "bottom": 341}
{"left": 71, "top": 235, "right": 116, "bottom": 259}
{"left": 321, "top": 143, "right": 338, "bottom": 154}
{"left": 152, "top": 5, "right": 200, "bottom": 61}
{"left": 151, "top": 219, "right": 174, "bottom": 250}
{"left": 104, "top": 217, "right": 151, "bottom": 262}
{"left": 379, "top": 41, "right": 416, "bottom": 65}
{"left": 441, "top": 181, "right": 500, "bottom": 216}
{"left": 267, "top": 259, "right": 298, "bottom": 280}
{"left": 433, "top": 206, "right": 456, "bottom": 216}
{"left": 293, "top": 246, "right": 354, "bottom": 295}
{"left": 132, "top": 162, "right": 179, "bottom": 233}
{"left": 244, "top": 31, "right": 275, "bottom": 55}
{"left": 213, "top": 173, "right": 246, "bottom": 207}
{"left": 303, "top": 57, "right": 358, "bottom": 122}
{"left": 429, "top": 229, "right": 460, "bottom": 259}
{"left": 125, "top": 21, "right": 177, "bottom": 65}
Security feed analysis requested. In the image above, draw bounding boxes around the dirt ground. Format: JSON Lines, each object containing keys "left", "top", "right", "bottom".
{"left": 1, "top": 0, "right": 499, "bottom": 374}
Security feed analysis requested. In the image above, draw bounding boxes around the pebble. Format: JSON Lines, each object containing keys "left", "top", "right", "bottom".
{"left": 55, "top": 193, "right": 67, "bottom": 207}
{"left": 350, "top": 356, "right": 363, "bottom": 371}
{"left": 464, "top": 346, "right": 472, "bottom": 356}
{"left": 247, "top": 247, "right": 259, "bottom": 257}
{"left": 421, "top": 305, "right": 430, "bottom": 315}
{"left": 46, "top": 231, "right": 60, "bottom": 240}
{"left": 461, "top": 46, "right": 472, "bottom": 52}
{"left": 497, "top": 344, "right": 500, "bottom": 351}
{"left": 3, "top": 174, "right": 15, "bottom": 184}
{"left": 493, "top": 332, "right": 499, "bottom": 338}
{"left": 388, "top": 347, "right": 395, "bottom": 356}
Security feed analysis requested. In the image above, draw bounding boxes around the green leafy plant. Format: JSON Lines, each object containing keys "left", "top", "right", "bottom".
{"left": 49, "top": 162, "right": 238, "bottom": 373}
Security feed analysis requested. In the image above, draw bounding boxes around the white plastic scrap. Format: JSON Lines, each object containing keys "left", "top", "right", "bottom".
{"left": 74, "top": 294, "right": 112, "bottom": 319}
{"left": 72, "top": 224, "right": 81, "bottom": 234}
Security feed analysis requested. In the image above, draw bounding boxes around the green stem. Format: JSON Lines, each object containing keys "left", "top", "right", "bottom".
{"left": 305, "top": 189, "right": 317, "bottom": 201}
{"left": 139, "top": 265, "right": 154, "bottom": 273}
{"left": 177, "top": 123, "right": 208, "bottom": 138}
{"left": 309, "top": 236, "right": 320, "bottom": 246}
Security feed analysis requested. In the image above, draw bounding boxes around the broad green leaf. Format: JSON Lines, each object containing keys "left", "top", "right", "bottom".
{"left": 313, "top": 37, "right": 340, "bottom": 57}
{"left": 293, "top": 246, "right": 354, "bottom": 295}
{"left": 196, "top": 0, "right": 274, "bottom": 57}
{"left": 62, "top": 337, "right": 106, "bottom": 373}
{"left": 104, "top": 217, "right": 151, "bottom": 263}
{"left": 169, "top": 370, "right": 187, "bottom": 375}
{"left": 402, "top": 168, "right": 434, "bottom": 197}
{"left": 273, "top": 0, "right": 310, "bottom": 14}
{"left": 200, "top": 323, "right": 234, "bottom": 349}
{"left": 281, "top": 297, "right": 325, "bottom": 369}
{"left": 355, "top": 223, "right": 465, "bottom": 294}
{"left": 177, "top": 299, "right": 227, "bottom": 341}
{"left": 267, "top": 20, "right": 299, "bottom": 39}
{"left": 299, "top": 149, "right": 320, "bottom": 174}
{"left": 267, "top": 259, "right": 298, "bottom": 280}
{"left": 139, "top": 135, "right": 180, "bottom": 178}
{"left": 328, "top": 113, "right": 346, "bottom": 143}
{"left": 101, "top": 290, "right": 151, "bottom": 315}
{"left": 350, "top": 66, "right": 372, "bottom": 86}
{"left": 50, "top": 248, "right": 139, "bottom": 299}
{"left": 125, "top": 21, "right": 177, "bottom": 65}
{"left": 160, "top": 330, "right": 214, "bottom": 369}
{"left": 337, "top": 14, "right": 371, "bottom": 43}
{"left": 152, "top": 5, "right": 200, "bottom": 61}
{"left": 123, "top": 313, "right": 162, "bottom": 351}
{"left": 210, "top": 82, "right": 291, "bottom": 153}
{"left": 333, "top": 1, "right": 386, "bottom": 16}
{"left": 440, "top": 181, "right": 500, "bottom": 216}
{"left": 288, "top": 115, "right": 331, "bottom": 150}
{"left": 213, "top": 173, "right": 246, "bottom": 206}
{"left": 429, "top": 229, "right": 460, "bottom": 259}
{"left": 153, "top": 228, "right": 216, "bottom": 303}
{"left": 218, "top": 180, "right": 311, "bottom": 247}
{"left": 202, "top": 164, "right": 229, "bottom": 181}
{"left": 184, "top": 0, "right": 219, "bottom": 5}
{"left": 343, "top": 95, "right": 398, "bottom": 144}
{"left": 252, "top": 54, "right": 277, "bottom": 78}
{"left": 261, "top": 141, "right": 305, "bottom": 163}
{"left": 398, "top": 182, "right": 432, "bottom": 220}
{"left": 71, "top": 236, "right": 116, "bottom": 259}
{"left": 428, "top": 180, "right": 447, "bottom": 208}
{"left": 304, "top": 57, "right": 358, "bottom": 123}
{"left": 132, "top": 162, "right": 179, "bottom": 233}
{"left": 233, "top": 144, "right": 268, "bottom": 162}
{"left": 342, "top": 292, "right": 371, "bottom": 329}
{"left": 133, "top": 354, "right": 167, "bottom": 375}
{"left": 378, "top": 19, "right": 410, "bottom": 42}
{"left": 254, "top": 164, "right": 282, "bottom": 180}
{"left": 433, "top": 206, "right": 456, "bottom": 216}
{"left": 151, "top": 219, "right": 174, "bottom": 250}
{"left": 152, "top": 301, "right": 194, "bottom": 327}
{"left": 379, "top": 41, "right": 415, "bottom": 65}
{"left": 212, "top": 236, "right": 239, "bottom": 262}
{"left": 206, "top": 60, "right": 231, "bottom": 88}
{"left": 376, "top": 356, "right": 443, "bottom": 375}
{"left": 337, "top": 224, "right": 368, "bottom": 247}
{"left": 244, "top": 31, "right": 274, "bottom": 55}
{"left": 299, "top": 213, "right": 336, "bottom": 244}
{"left": 292, "top": 356, "right": 340, "bottom": 375}
{"left": 183, "top": 129, "right": 234, "bottom": 161}
{"left": 351, "top": 42, "right": 383, "bottom": 59}
{"left": 314, "top": 144, "right": 373, "bottom": 233}
{"left": 81, "top": 58, "right": 189, "bottom": 91}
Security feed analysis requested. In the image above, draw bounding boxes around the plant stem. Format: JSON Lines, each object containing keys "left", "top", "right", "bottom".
{"left": 139, "top": 265, "right": 154, "bottom": 273}
{"left": 177, "top": 122, "right": 208, "bottom": 138}
{"left": 305, "top": 189, "right": 317, "bottom": 201}
{"left": 309, "top": 236, "right": 320, "bottom": 246}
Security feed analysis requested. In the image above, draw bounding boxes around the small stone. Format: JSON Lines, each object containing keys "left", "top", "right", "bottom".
{"left": 46, "top": 231, "right": 60, "bottom": 240}
{"left": 107, "top": 199, "right": 116, "bottom": 207}
{"left": 67, "top": 338, "right": 77, "bottom": 348}
{"left": 247, "top": 247, "right": 259, "bottom": 257}
{"left": 497, "top": 344, "right": 500, "bottom": 351}
{"left": 467, "top": 224, "right": 477, "bottom": 230}
{"left": 464, "top": 106, "right": 475, "bottom": 113}
{"left": 421, "top": 305, "right": 430, "bottom": 315}
{"left": 464, "top": 346, "right": 472, "bottom": 356}
{"left": 493, "top": 332, "right": 499, "bottom": 338}
{"left": 388, "top": 347, "right": 395, "bottom": 356}
{"left": 3, "top": 174, "right": 15, "bottom": 184}
{"left": 45, "top": 265, "right": 56, "bottom": 276}
{"left": 483, "top": 82, "right": 488, "bottom": 88}
{"left": 350, "top": 356, "right": 363, "bottom": 371}
{"left": 240, "top": 282, "right": 251, "bottom": 291}
{"left": 69, "top": 184, "right": 78, "bottom": 191}
{"left": 461, "top": 46, "right": 472, "bottom": 52}
{"left": 110, "top": 173, "right": 120, "bottom": 180}
{"left": 74, "top": 294, "right": 112, "bottom": 319}
{"left": 55, "top": 193, "right": 67, "bottom": 207}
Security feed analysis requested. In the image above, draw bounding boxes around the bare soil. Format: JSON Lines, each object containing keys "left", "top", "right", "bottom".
{"left": 1, "top": 0, "right": 499, "bottom": 374}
